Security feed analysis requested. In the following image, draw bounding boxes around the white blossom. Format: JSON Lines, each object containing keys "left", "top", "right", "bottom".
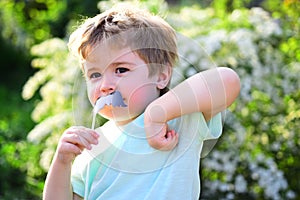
{"left": 234, "top": 175, "right": 247, "bottom": 193}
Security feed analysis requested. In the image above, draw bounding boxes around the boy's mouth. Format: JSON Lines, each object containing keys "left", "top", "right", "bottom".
{"left": 93, "top": 91, "right": 127, "bottom": 114}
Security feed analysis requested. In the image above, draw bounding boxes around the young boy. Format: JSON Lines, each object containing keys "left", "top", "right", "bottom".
{"left": 43, "top": 4, "right": 240, "bottom": 200}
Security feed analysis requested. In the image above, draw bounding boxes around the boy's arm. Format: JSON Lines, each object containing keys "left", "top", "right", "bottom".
{"left": 43, "top": 154, "right": 74, "bottom": 200}
{"left": 43, "top": 126, "right": 99, "bottom": 200}
{"left": 144, "top": 67, "right": 240, "bottom": 150}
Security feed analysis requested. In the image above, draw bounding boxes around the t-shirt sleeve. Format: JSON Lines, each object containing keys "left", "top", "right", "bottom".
{"left": 204, "top": 112, "right": 223, "bottom": 140}
{"left": 168, "top": 112, "right": 223, "bottom": 142}
{"left": 71, "top": 152, "right": 87, "bottom": 198}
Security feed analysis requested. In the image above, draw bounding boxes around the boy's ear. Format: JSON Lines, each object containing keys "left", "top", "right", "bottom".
{"left": 156, "top": 64, "right": 172, "bottom": 90}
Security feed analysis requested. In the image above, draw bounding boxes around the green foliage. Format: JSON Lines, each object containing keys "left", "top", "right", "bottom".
{"left": 0, "top": 0, "right": 65, "bottom": 48}
{"left": 98, "top": 0, "right": 168, "bottom": 15}
{"left": 0, "top": 0, "right": 100, "bottom": 49}
{"left": 0, "top": 86, "right": 44, "bottom": 199}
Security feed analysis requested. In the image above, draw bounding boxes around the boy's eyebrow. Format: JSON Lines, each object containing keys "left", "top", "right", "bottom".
{"left": 84, "top": 61, "right": 137, "bottom": 73}
{"left": 110, "top": 61, "right": 136, "bottom": 67}
{"left": 84, "top": 66, "right": 97, "bottom": 72}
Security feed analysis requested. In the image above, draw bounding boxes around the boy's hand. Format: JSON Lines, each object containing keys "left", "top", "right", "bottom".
{"left": 144, "top": 120, "right": 179, "bottom": 151}
{"left": 55, "top": 126, "right": 99, "bottom": 164}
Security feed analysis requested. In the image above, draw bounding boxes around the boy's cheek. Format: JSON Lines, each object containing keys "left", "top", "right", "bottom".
{"left": 127, "top": 85, "right": 159, "bottom": 114}
{"left": 86, "top": 89, "right": 98, "bottom": 106}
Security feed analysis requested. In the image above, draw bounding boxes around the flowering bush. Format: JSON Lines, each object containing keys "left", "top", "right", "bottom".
{"left": 168, "top": 4, "right": 299, "bottom": 200}
{"left": 22, "top": 38, "right": 78, "bottom": 170}
{"left": 22, "top": 0, "right": 299, "bottom": 199}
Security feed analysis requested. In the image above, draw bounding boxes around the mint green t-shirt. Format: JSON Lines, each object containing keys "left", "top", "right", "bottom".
{"left": 71, "top": 112, "right": 222, "bottom": 199}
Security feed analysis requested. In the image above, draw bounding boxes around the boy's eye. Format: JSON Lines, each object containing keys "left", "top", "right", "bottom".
{"left": 115, "top": 67, "right": 129, "bottom": 74}
{"left": 89, "top": 72, "right": 101, "bottom": 79}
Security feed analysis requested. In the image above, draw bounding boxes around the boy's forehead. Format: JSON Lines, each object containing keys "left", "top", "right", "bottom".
{"left": 85, "top": 45, "right": 132, "bottom": 65}
{"left": 82, "top": 45, "right": 145, "bottom": 71}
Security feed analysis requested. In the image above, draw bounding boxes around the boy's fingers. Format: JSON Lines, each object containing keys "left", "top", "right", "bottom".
{"left": 77, "top": 129, "right": 99, "bottom": 146}
{"left": 78, "top": 126, "right": 100, "bottom": 138}
{"left": 63, "top": 134, "right": 91, "bottom": 150}
{"left": 68, "top": 127, "right": 99, "bottom": 145}
{"left": 168, "top": 130, "right": 178, "bottom": 148}
{"left": 62, "top": 143, "right": 83, "bottom": 155}
{"left": 159, "top": 131, "right": 178, "bottom": 151}
{"left": 166, "top": 130, "right": 176, "bottom": 139}
{"left": 62, "top": 129, "right": 99, "bottom": 150}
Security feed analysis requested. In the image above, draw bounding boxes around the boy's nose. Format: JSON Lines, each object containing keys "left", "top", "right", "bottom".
{"left": 100, "top": 75, "right": 116, "bottom": 95}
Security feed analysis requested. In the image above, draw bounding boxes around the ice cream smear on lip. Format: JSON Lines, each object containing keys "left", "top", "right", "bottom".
{"left": 91, "top": 91, "right": 127, "bottom": 129}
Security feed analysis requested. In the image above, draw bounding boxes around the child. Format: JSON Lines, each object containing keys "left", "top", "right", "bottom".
{"left": 43, "top": 4, "right": 240, "bottom": 200}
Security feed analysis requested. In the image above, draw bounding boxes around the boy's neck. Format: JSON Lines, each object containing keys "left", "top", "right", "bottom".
{"left": 114, "top": 115, "right": 140, "bottom": 126}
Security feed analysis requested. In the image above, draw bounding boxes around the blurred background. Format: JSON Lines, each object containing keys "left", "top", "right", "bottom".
{"left": 0, "top": 0, "right": 299, "bottom": 199}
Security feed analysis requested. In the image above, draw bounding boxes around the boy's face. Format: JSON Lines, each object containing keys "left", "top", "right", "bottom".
{"left": 83, "top": 45, "right": 164, "bottom": 125}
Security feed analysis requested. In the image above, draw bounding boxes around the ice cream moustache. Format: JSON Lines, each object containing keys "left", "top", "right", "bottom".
{"left": 93, "top": 91, "right": 127, "bottom": 114}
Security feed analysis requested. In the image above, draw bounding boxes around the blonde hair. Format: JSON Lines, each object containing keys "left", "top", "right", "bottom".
{"left": 68, "top": 4, "right": 178, "bottom": 78}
